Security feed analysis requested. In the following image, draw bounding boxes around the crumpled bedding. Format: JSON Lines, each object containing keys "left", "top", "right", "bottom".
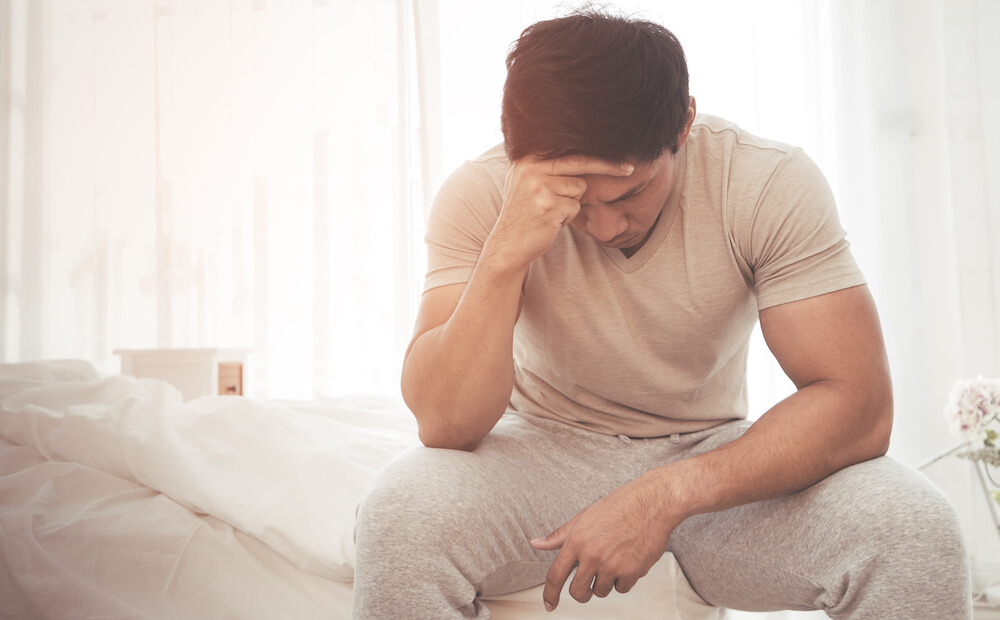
{"left": 0, "top": 436, "right": 355, "bottom": 619}
{"left": 0, "top": 359, "right": 419, "bottom": 583}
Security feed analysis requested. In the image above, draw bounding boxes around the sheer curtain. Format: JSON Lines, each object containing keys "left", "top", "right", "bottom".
{"left": 834, "top": 0, "right": 1000, "bottom": 594}
{"left": 0, "top": 0, "right": 427, "bottom": 398}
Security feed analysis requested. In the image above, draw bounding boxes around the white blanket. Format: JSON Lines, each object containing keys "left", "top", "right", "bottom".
{"left": 0, "top": 360, "right": 419, "bottom": 583}
{"left": 0, "top": 437, "right": 357, "bottom": 619}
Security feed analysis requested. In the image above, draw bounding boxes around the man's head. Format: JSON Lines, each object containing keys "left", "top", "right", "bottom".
{"left": 501, "top": 9, "right": 690, "bottom": 164}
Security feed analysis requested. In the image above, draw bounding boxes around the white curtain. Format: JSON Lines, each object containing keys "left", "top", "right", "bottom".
{"left": 0, "top": 0, "right": 428, "bottom": 398}
{"left": 2, "top": 0, "right": 999, "bottom": 606}
{"left": 823, "top": 0, "right": 999, "bottom": 595}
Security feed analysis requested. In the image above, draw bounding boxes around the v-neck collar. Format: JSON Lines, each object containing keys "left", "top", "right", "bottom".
{"left": 600, "top": 144, "right": 687, "bottom": 274}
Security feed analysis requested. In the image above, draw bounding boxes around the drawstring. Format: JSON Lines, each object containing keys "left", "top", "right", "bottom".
{"left": 618, "top": 433, "right": 680, "bottom": 444}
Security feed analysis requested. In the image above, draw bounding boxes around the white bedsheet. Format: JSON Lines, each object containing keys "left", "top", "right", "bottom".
{"left": 0, "top": 360, "right": 724, "bottom": 619}
{"left": 0, "top": 437, "right": 351, "bottom": 619}
{"left": 0, "top": 360, "right": 419, "bottom": 582}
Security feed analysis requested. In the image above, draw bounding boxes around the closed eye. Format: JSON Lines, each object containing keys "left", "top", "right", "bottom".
{"left": 610, "top": 187, "right": 645, "bottom": 204}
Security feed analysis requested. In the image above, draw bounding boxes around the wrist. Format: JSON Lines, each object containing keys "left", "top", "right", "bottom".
{"left": 643, "top": 459, "right": 709, "bottom": 525}
{"left": 479, "top": 232, "right": 532, "bottom": 282}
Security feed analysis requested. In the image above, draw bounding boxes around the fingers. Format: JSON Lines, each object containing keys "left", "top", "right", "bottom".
{"left": 494, "top": 156, "right": 590, "bottom": 267}
{"left": 530, "top": 512, "right": 579, "bottom": 551}
{"left": 592, "top": 576, "right": 616, "bottom": 599}
{"left": 544, "top": 153, "right": 634, "bottom": 178}
{"left": 614, "top": 575, "right": 638, "bottom": 594}
{"left": 543, "top": 562, "right": 636, "bottom": 611}
{"left": 505, "top": 163, "right": 586, "bottom": 199}
{"left": 541, "top": 195, "right": 581, "bottom": 225}
{"left": 542, "top": 552, "right": 574, "bottom": 611}
{"left": 551, "top": 175, "right": 587, "bottom": 199}
{"left": 529, "top": 532, "right": 564, "bottom": 551}
{"left": 568, "top": 566, "right": 595, "bottom": 604}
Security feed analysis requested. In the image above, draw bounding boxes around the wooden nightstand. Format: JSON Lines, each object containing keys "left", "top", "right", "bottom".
{"left": 114, "top": 348, "right": 251, "bottom": 401}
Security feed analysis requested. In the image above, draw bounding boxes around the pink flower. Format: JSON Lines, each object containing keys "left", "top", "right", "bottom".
{"left": 944, "top": 376, "right": 1000, "bottom": 442}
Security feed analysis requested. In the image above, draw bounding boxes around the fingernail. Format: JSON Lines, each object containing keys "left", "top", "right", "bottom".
{"left": 530, "top": 538, "right": 544, "bottom": 544}
{"left": 544, "top": 602, "right": 554, "bottom": 612}
{"left": 621, "top": 163, "right": 634, "bottom": 174}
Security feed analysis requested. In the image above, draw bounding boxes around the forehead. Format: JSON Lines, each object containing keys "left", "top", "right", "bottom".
{"left": 582, "top": 156, "right": 664, "bottom": 192}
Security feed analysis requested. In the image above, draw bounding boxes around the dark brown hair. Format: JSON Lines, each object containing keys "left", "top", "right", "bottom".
{"left": 501, "top": 8, "right": 690, "bottom": 163}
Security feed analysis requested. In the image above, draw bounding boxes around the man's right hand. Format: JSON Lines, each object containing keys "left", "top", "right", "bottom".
{"left": 487, "top": 154, "right": 634, "bottom": 270}
{"left": 402, "top": 154, "right": 632, "bottom": 450}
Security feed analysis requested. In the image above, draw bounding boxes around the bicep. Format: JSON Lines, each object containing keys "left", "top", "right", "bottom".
{"left": 759, "top": 285, "right": 890, "bottom": 394}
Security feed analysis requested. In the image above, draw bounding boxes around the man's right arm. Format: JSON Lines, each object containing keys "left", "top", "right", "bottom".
{"left": 400, "top": 240, "right": 527, "bottom": 451}
{"left": 401, "top": 155, "right": 634, "bottom": 451}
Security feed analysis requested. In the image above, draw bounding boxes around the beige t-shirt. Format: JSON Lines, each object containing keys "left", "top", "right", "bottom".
{"left": 423, "top": 114, "right": 866, "bottom": 437}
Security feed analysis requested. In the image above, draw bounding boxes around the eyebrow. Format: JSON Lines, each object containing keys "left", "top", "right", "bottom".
{"left": 607, "top": 182, "right": 648, "bottom": 203}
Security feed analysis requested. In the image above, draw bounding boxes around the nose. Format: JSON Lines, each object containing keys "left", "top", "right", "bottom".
{"left": 584, "top": 205, "right": 628, "bottom": 243}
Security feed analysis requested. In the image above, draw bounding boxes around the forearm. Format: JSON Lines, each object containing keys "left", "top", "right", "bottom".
{"left": 401, "top": 242, "right": 527, "bottom": 450}
{"left": 647, "top": 378, "right": 893, "bottom": 522}
{"left": 404, "top": 154, "right": 634, "bottom": 450}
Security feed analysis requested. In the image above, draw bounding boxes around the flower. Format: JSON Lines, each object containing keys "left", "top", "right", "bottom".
{"left": 943, "top": 376, "right": 1000, "bottom": 504}
{"left": 944, "top": 376, "right": 1000, "bottom": 442}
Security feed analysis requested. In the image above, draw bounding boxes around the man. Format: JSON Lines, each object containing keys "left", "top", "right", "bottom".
{"left": 354, "top": 9, "right": 970, "bottom": 619}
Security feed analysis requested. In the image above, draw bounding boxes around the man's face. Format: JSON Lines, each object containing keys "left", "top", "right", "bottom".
{"left": 568, "top": 149, "right": 681, "bottom": 255}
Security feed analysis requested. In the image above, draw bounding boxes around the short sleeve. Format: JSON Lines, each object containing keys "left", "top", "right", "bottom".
{"left": 735, "top": 149, "right": 866, "bottom": 309}
{"left": 423, "top": 157, "right": 504, "bottom": 293}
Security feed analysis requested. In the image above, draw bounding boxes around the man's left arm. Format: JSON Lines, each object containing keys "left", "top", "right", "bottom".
{"left": 532, "top": 283, "right": 893, "bottom": 610}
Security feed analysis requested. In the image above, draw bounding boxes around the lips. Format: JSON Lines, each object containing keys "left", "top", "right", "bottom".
{"left": 604, "top": 232, "right": 636, "bottom": 247}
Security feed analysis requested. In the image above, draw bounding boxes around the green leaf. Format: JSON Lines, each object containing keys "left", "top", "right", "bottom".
{"left": 958, "top": 448, "right": 1000, "bottom": 468}
{"left": 986, "top": 429, "right": 999, "bottom": 448}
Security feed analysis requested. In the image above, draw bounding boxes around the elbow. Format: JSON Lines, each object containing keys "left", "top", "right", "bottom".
{"left": 827, "top": 373, "right": 893, "bottom": 463}
{"left": 864, "top": 377, "right": 894, "bottom": 459}
{"left": 870, "top": 397, "right": 893, "bottom": 458}
{"left": 403, "top": 383, "right": 482, "bottom": 452}
{"left": 417, "top": 423, "right": 481, "bottom": 452}
{"left": 401, "top": 370, "right": 497, "bottom": 452}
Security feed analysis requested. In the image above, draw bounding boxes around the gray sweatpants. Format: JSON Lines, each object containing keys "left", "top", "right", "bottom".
{"left": 353, "top": 413, "right": 971, "bottom": 619}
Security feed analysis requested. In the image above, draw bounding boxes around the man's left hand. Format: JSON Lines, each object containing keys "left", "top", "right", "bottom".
{"left": 529, "top": 475, "right": 678, "bottom": 611}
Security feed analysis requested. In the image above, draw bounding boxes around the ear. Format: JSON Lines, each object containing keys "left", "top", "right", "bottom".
{"left": 677, "top": 97, "right": 697, "bottom": 149}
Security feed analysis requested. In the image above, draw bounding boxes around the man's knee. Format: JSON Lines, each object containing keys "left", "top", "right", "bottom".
{"left": 814, "top": 458, "right": 964, "bottom": 559}
{"left": 839, "top": 458, "right": 964, "bottom": 552}
{"left": 355, "top": 444, "right": 504, "bottom": 575}
{"left": 353, "top": 447, "right": 495, "bottom": 617}
{"left": 358, "top": 448, "right": 461, "bottom": 549}
{"left": 819, "top": 458, "right": 971, "bottom": 617}
{"left": 869, "top": 463, "right": 968, "bottom": 578}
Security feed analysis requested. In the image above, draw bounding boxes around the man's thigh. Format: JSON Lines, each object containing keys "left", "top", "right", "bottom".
{"left": 666, "top": 451, "right": 969, "bottom": 617}
{"left": 355, "top": 413, "right": 649, "bottom": 597}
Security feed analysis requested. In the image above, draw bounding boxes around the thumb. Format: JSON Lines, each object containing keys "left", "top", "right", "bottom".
{"left": 529, "top": 514, "right": 579, "bottom": 551}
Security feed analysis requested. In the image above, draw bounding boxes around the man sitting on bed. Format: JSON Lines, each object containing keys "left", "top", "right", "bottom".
{"left": 353, "top": 9, "right": 970, "bottom": 619}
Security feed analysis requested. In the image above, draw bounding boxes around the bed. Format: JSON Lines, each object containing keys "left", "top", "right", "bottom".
{"left": 0, "top": 360, "right": 725, "bottom": 619}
